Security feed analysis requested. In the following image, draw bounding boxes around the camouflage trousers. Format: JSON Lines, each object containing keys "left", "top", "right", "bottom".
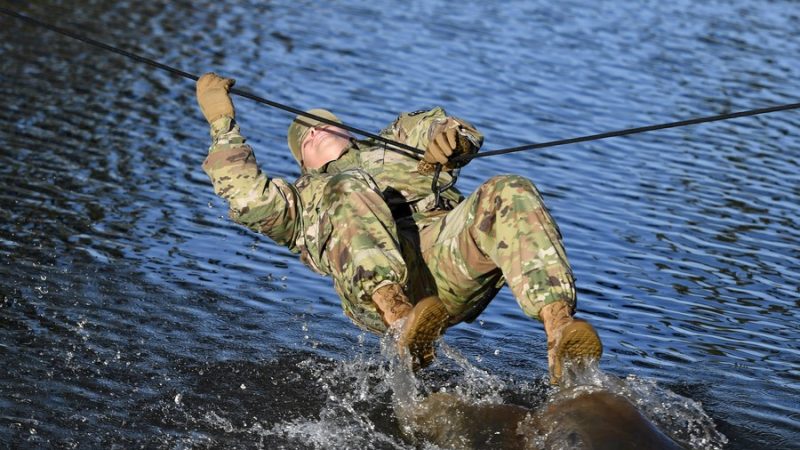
{"left": 318, "top": 173, "right": 576, "bottom": 334}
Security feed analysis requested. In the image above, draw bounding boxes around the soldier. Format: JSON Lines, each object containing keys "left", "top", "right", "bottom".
{"left": 196, "top": 73, "right": 602, "bottom": 383}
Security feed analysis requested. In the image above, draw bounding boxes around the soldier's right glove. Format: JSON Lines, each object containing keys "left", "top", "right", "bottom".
{"left": 418, "top": 118, "right": 478, "bottom": 174}
{"left": 196, "top": 72, "right": 235, "bottom": 124}
{"left": 424, "top": 122, "right": 458, "bottom": 166}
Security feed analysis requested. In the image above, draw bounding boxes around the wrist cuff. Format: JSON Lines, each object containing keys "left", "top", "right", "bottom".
{"left": 210, "top": 116, "right": 235, "bottom": 138}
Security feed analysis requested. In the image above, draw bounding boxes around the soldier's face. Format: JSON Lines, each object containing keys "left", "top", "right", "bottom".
{"left": 301, "top": 125, "right": 351, "bottom": 169}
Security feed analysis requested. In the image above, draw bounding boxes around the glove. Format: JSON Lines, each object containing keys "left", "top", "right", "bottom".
{"left": 418, "top": 119, "right": 474, "bottom": 174}
{"left": 196, "top": 72, "right": 235, "bottom": 124}
{"left": 425, "top": 125, "right": 458, "bottom": 165}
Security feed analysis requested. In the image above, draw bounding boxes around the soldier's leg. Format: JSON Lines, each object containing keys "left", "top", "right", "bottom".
{"left": 419, "top": 175, "right": 601, "bottom": 382}
{"left": 419, "top": 174, "right": 572, "bottom": 318}
{"left": 320, "top": 172, "right": 449, "bottom": 367}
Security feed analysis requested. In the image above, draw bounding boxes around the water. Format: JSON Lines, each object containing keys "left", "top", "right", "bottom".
{"left": 1, "top": 0, "right": 799, "bottom": 448}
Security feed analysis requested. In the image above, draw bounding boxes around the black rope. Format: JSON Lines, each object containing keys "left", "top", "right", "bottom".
{"left": 3, "top": 6, "right": 799, "bottom": 165}
{"left": 0, "top": 7, "right": 425, "bottom": 157}
{"left": 453, "top": 101, "right": 800, "bottom": 163}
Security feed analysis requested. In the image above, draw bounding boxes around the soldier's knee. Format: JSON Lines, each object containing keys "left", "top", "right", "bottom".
{"left": 478, "top": 175, "right": 540, "bottom": 210}
{"left": 483, "top": 174, "right": 536, "bottom": 195}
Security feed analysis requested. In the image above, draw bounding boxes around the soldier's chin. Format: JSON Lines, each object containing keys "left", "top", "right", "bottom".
{"left": 318, "top": 138, "right": 348, "bottom": 156}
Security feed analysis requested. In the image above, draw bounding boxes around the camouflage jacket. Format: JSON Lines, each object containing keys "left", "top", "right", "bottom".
{"left": 202, "top": 107, "right": 483, "bottom": 275}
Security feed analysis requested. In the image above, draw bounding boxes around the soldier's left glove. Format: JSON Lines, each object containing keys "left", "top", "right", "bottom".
{"left": 419, "top": 119, "right": 477, "bottom": 174}
{"left": 196, "top": 72, "right": 236, "bottom": 124}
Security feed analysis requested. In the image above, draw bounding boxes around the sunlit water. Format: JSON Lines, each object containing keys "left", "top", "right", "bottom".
{"left": 1, "top": 0, "right": 799, "bottom": 448}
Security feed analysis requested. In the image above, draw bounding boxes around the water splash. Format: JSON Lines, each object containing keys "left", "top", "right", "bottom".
{"left": 267, "top": 337, "right": 412, "bottom": 449}
{"left": 186, "top": 336, "right": 727, "bottom": 450}
{"left": 614, "top": 374, "right": 729, "bottom": 450}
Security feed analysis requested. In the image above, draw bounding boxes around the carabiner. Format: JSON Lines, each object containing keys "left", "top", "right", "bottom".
{"left": 431, "top": 165, "right": 460, "bottom": 210}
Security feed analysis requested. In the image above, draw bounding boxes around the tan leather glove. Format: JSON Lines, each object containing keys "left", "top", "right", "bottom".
{"left": 196, "top": 72, "right": 235, "bottom": 124}
{"left": 418, "top": 119, "right": 474, "bottom": 174}
{"left": 425, "top": 125, "right": 458, "bottom": 165}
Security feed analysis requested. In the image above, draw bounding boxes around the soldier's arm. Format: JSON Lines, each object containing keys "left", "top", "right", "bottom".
{"left": 203, "top": 117, "right": 302, "bottom": 252}
{"left": 380, "top": 106, "right": 484, "bottom": 169}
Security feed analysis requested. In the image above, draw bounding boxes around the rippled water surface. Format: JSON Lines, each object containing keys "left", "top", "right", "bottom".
{"left": 1, "top": 0, "right": 799, "bottom": 448}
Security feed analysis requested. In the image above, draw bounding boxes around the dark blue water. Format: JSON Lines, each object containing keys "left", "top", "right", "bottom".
{"left": 1, "top": 0, "right": 798, "bottom": 448}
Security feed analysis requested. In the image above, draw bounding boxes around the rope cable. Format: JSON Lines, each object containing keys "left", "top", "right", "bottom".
{"left": 453, "top": 101, "right": 800, "bottom": 163}
{"left": 3, "top": 6, "right": 799, "bottom": 165}
{"left": 0, "top": 7, "right": 425, "bottom": 157}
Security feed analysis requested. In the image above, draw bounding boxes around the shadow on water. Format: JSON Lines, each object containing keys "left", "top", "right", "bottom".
{"left": 389, "top": 341, "right": 726, "bottom": 450}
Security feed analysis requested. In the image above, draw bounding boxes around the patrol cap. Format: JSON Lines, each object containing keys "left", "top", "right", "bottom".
{"left": 287, "top": 109, "right": 341, "bottom": 166}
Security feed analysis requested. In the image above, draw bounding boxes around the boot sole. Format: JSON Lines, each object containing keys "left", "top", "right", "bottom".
{"left": 552, "top": 320, "right": 603, "bottom": 384}
{"left": 399, "top": 297, "right": 450, "bottom": 370}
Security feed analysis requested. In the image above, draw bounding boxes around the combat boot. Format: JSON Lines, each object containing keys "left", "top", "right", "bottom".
{"left": 541, "top": 301, "right": 602, "bottom": 384}
{"left": 373, "top": 284, "right": 449, "bottom": 370}
{"left": 398, "top": 296, "right": 450, "bottom": 371}
{"left": 372, "top": 283, "right": 413, "bottom": 325}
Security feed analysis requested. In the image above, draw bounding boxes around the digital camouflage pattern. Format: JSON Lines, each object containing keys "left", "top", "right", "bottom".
{"left": 202, "top": 107, "right": 576, "bottom": 333}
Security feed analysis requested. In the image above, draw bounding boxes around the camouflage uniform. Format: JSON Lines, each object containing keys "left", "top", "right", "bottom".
{"left": 203, "top": 107, "right": 576, "bottom": 334}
